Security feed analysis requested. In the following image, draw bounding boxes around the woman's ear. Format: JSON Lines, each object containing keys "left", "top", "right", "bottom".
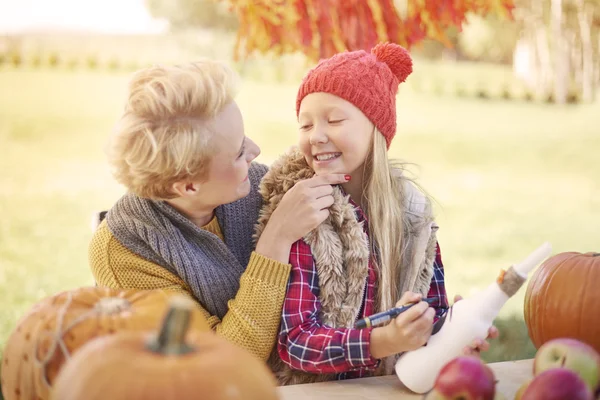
{"left": 171, "top": 180, "right": 201, "bottom": 198}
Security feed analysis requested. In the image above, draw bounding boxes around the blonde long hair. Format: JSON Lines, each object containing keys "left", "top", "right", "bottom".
{"left": 362, "top": 129, "right": 412, "bottom": 313}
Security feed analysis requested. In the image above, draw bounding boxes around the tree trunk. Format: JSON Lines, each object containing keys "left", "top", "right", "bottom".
{"left": 596, "top": 34, "right": 600, "bottom": 92}
{"left": 551, "top": 0, "right": 568, "bottom": 104}
{"left": 568, "top": 31, "right": 580, "bottom": 89}
{"left": 577, "top": 1, "right": 594, "bottom": 102}
{"left": 534, "top": 22, "right": 553, "bottom": 98}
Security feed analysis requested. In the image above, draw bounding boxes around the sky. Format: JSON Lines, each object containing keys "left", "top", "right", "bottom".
{"left": 0, "top": 0, "right": 168, "bottom": 34}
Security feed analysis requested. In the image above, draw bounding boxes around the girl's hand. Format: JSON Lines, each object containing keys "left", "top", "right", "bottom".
{"left": 255, "top": 173, "right": 349, "bottom": 264}
{"left": 452, "top": 294, "right": 500, "bottom": 357}
{"left": 370, "top": 291, "right": 435, "bottom": 359}
{"left": 270, "top": 173, "right": 350, "bottom": 243}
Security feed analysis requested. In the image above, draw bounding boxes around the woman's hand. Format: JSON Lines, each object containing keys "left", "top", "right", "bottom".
{"left": 370, "top": 291, "right": 435, "bottom": 359}
{"left": 255, "top": 173, "right": 349, "bottom": 264}
{"left": 452, "top": 294, "right": 500, "bottom": 357}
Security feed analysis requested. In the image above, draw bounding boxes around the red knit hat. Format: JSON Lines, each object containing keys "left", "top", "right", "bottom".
{"left": 296, "top": 42, "right": 413, "bottom": 149}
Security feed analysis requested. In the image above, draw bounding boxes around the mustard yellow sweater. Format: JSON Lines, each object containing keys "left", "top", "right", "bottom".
{"left": 89, "top": 217, "right": 291, "bottom": 361}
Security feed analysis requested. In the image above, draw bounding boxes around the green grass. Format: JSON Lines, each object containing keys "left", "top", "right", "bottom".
{"left": 0, "top": 64, "right": 598, "bottom": 377}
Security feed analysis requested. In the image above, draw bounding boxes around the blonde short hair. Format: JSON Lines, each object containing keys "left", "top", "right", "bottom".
{"left": 107, "top": 60, "right": 240, "bottom": 199}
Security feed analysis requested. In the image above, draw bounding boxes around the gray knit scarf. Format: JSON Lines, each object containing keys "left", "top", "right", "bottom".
{"left": 105, "top": 162, "right": 269, "bottom": 319}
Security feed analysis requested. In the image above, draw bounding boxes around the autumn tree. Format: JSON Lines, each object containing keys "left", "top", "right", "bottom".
{"left": 219, "top": 0, "right": 599, "bottom": 103}
{"left": 220, "top": 0, "right": 516, "bottom": 62}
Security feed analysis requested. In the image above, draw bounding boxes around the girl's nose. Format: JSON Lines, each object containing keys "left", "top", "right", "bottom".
{"left": 309, "top": 128, "right": 328, "bottom": 145}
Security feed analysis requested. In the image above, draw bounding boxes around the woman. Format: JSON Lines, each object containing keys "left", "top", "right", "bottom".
{"left": 89, "top": 59, "right": 349, "bottom": 361}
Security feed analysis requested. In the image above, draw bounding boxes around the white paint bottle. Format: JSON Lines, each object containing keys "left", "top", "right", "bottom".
{"left": 394, "top": 242, "right": 552, "bottom": 394}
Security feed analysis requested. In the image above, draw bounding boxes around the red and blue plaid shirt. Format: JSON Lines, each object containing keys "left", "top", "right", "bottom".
{"left": 276, "top": 201, "right": 449, "bottom": 380}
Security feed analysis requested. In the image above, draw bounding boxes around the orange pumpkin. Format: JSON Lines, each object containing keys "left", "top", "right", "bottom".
{"left": 50, "top": 295, "right": 279, "bottom": 400}
{"left": 524, "top": 252, "right": 600, "bottom": 352}
{"left": 1, "top": 287, "right": 210, "bottom": 400}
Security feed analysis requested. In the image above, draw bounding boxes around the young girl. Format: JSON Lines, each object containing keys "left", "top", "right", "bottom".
{"left": 255, "top": 42, "right": 492, "bottom": 385}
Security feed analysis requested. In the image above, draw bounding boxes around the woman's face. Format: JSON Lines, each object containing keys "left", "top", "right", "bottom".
{"left": 297, "top": 92, "right": 374, "bottom": 177}
{"left": 191, "top": 101, "right": 261, "bottom": 207}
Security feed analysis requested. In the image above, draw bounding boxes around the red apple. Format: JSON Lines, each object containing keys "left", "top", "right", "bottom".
{"left": 423, "top": 356, "right": 496, "bottom": 400}
{"left": 534, "top": 338, "right": 600, "bottom": 393}
{"left": 521, "top": 368, "right": 594, "bottom": 400}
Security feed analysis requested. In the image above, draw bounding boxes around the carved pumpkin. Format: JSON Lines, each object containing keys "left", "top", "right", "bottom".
{"left": 50, "top": 295, "right": 279, "bottom": 400}
{"left": 524, "top": 252, "right": 600, "bottom": 352}
{"left": 1, "top": 287, "right": 210, "bottom": 400}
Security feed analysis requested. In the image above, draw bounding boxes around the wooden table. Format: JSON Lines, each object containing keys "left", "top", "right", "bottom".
{"left": 278, "top": 358, "right": 533, "bottom": 399}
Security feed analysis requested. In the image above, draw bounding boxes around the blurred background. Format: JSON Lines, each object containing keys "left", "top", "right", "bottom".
{"left": 0, "top": 0, "right": 598, "bottom": 369}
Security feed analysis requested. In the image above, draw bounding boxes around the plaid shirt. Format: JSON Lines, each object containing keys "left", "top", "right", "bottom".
{"left": 277, "top": 202, "right": 449, "bottom": 380}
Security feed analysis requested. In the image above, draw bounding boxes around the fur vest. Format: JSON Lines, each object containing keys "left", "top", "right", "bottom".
{"left": 254, "top": 147, "right": 439, "bottom": 386}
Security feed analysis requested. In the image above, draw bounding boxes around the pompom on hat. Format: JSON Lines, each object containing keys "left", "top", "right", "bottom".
{"left": 296, "top": 42, "right": 413, "bottom": 149}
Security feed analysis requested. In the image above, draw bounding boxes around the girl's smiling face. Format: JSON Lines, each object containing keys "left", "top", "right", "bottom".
{"left": 297, "top": 92, "right": 374, "bottom": 177}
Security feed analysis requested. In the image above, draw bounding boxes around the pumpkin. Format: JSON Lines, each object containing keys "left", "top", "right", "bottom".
{"left": 50, "top": 295, "right": 279, "bottom": 400}
{"left": 524, "top": 251, "right": 600, "bottom": 352}
{"left": 1, "top": 286, "right": 210, "bottom": 400}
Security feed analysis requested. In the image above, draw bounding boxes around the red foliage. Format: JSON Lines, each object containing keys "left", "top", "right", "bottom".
{"left": 224, "top": 0, "right": 515, "bottom": 61}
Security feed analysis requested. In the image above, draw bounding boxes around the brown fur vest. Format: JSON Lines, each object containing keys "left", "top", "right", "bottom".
{"left": 254, "top": 147, "right": 439, "bottom": 386}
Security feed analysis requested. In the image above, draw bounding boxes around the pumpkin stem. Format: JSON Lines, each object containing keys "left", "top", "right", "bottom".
{"left": 146, "top": 295, "right": 195, "bottom": 355}
{"left": 94, "top": 297, "right": 131, "bottom": 314}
